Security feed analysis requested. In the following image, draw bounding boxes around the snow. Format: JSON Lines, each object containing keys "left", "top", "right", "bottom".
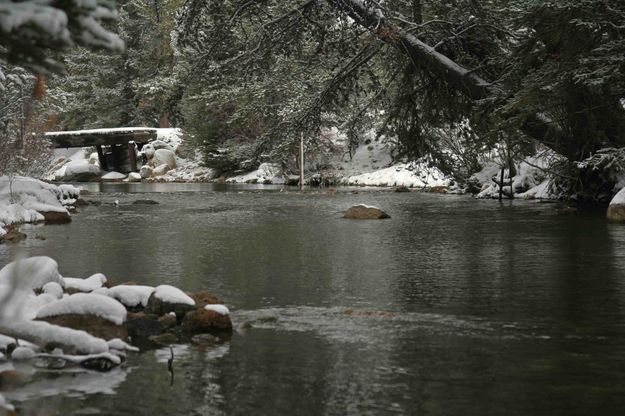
{"left": 226, "top": 163, "right": 284, "bottom": 184}
{"left": 0, "top": 393, "right": 14, "bottom": 412}
{"left": 42, "top": 282, "right": 64, "bottom": 299}
{"left": 0, "top": 176, "right": 74, "bottom": 232}
{"left": 101, "top": 171, "right": 127, "bottom": 181}
{"left": 11, "top": 346, "right": 36, "bottom": 360}
{"left": 102, "top": 285, "right": 154, "bottom": 308}
{"left": 63, "top": 273, "right": 107, "bottom": 292}
{"left": 107, "top": 338, "right": 139, "bottom": 352}
{"left": 0, "top": 256, "right": 64, "bottom": 291}
{"left": 342, "top": 161, "right": 448, "bottom": 188}
{"left": 204, "top": 304, "right": 230, "bottom": 316}
{"left": 36, "top": 293, "right": 127, "bottom": 325}
{"left": 153, "top": 285, "right": 195, "bottom": 306}
{"left": 46, "top": 127, "right": 158, "bottom": 136}
{"left": 1, "top": 320, "right": 109, "bottom": 354}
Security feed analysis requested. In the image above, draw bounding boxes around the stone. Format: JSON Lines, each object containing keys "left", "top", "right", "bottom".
{"left": 101, "top": 171, "right": 127, "bottom": 182}
{"left": 343, "top": 204, "right": 390, "bottom": 220}
{"left": 188, "top": 291, "right": 224, "bottom": 307}
{"left": 158, "top": 313, "right": 177, "bottom": 330}
{"left": 36, "top": 314, "right": 128, "bottom": 341}
{"left": 62, "top": 162, "right": 101, "bottom": 182}
{"left": 181, "top": 308, "right": 233, "bottom": 334}
{"left": 152, "top": 149, "right": 177, "bottom": 170}
{"left": 556, "top": 206, "right": 578, "bottom": 215}
{"left": 150, "top": 140, "right": 174, "bottom": 152}
{"left": 1, "top": 227, "right": 26, "bottom": 243}
{"left": 148, "top": 333, "right": 179, "bottom": 345}
{"left": 142, "top": 144, "right": 156, "bottom": 159}
{"left": 152, "top": 164, "right": 171, "bottom": 177}
{"left": 127, "top": 172, "right": 142, "bottom": 182}
{"left": 394, "top": 186, "right": 410, "bottom": 192}
{"left": 126, "top": 312, "right": 163, "bottom": 340}
{"left": 0, "top": 370, "right": 32, "bottom": 389}
{"left": 145, "top": 292, "right": 195, "bottom": 319}
{"left": 139, "top": 165, "right": 153, "bottom": 179}
{"left": 132, "top": 199, "right": 159, "bottom": 205}
{"left": 39, "top": 210, "right": 72, "bottom": 224}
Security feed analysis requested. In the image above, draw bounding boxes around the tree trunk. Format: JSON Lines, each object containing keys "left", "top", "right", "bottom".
{"left": 324, "top": 0, "right": 594, "bottom": 161}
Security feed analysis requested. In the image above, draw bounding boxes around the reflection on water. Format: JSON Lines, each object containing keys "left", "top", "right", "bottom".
{"left": 2, "top": 184, "right": 625, "bottom": 415}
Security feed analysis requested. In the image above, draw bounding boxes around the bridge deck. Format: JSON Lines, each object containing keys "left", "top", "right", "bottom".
{"left": 45, "top": 128, "right": 157, "bottom": 148}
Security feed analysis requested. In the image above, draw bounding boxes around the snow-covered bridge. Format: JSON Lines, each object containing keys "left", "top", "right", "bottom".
{"left": 45, "top": 128, "right": 157, "bottom": 172}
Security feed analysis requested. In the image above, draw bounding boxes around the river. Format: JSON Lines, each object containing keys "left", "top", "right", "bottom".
{"left": 2, "top": 184, "right": 625, "bottom": 415}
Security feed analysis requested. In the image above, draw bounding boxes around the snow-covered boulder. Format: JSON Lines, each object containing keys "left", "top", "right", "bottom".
{"left": 63, "top": 273, "right": 107, "bottom": 293}
{"left": 181, "top": 306, "right": 232, "bottom": 334}
{"left": 88, "top": 152, "right": 100, "bottom": 165}
{"left": 343, "top": 204, "right": 390, "bottom": 220}
{"left": 127, "top": 172, "right": 142, "bottom": 182}
{"left": 152, "top": 164, "right": 171, "bottom": 177}
{"left": 142, "top": 143, "right": 156, "bottom": 159}
{"left": 150, "top": 140, "right": 174, "bottom": 152}
{"left": 35, "top": 293, "right": 128, "bottom": 340}
{"left": 152, "top": 149, "right": 177, "bottom": 170}
{"left": 607, "top": 188, "right": 625, "bottom": 222}
{"left": 0, "top": 256, "right": 64, "bottom": 291}
{"left": 59, "top": 160, "right": 101, "bottom": 182}
{"left": 139, "top": 165, "right": 153, "bottom": 179}
{"left": 101, "top": 171, "right": 127, "bottom": 182}
{"left": 145, "top": 285, "right": 195, "bottom": 318}
{"left": 102, "top": 285, "right": 154, "bottom": 310}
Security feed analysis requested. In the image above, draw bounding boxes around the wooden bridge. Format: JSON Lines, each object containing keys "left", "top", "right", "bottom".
{"left": 45, "top": 128, "right": 157, "bottom": 172}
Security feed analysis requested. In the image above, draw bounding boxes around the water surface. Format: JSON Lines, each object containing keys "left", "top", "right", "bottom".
{"left": 2, "top": 183, "right": 625, "bottom": 415}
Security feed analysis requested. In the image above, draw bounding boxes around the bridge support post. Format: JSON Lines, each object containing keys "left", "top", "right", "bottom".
{"left": 96, "top": 145, "right": 108, "bottom": 171}
{"left": 128, "top": 142, "right": 137, "bottom": 172}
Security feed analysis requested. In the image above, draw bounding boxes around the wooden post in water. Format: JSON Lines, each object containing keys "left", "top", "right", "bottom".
{"left": 128, "top": 141, "right": 137, "bottom": 172}
{"left": 299, "top": 133, "right": 304, "bottom": 191}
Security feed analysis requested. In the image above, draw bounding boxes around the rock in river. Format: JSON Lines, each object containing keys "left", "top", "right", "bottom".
{"left": 608, "top": 187, "right": 625, "bottom": 222}
{"left": 181, "top": 307, "right": 232, "bottom": 334}
{"left": 343, "top": 204, "right": 390, "bottom": 220}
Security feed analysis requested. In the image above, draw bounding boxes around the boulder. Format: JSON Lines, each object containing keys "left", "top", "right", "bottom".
{"left": 36, "top": 314, "right": 128, "bottom": 341}
{"left": 127, "top": 172, "right": 142, "bottom": 182}
{"left": 101, "top": 171, "right": 127, "bottom": 182}
{"left": 142, "top": 144, "right": 156, "bottom": 159}
{"left": 1, "top": 227, "right": 26, "bottom": 243}
{"left": 394, "top": 186, "right": 410, "bottom": 192}
{"left": 152, "top": 164, "right": 171, "bottom": 177}
{"left": 152, "top": 149, "right": 177, "bottom": 170}
{"left": 343, "top": 204, "right": 390, "bottom": 220}
{"left": 150, "top": 140, "right": 174, "bottom": 152}
{"left": 62, "top": 162, "right": 101, "bottom": 182}
{"left": 126, "top": 312, "right": 163, "bottom": 340}
{"left": 188, "top": 291, "right": 224, "bottom": 307}
{"left": 608, "top": 188, "right": 625, "bottom": 221}
{"left": 139, "top": 165, "right": 153, "bottom": 179}
{"left": 39, "top": 210, "right": 71, "bottom": 224}
{"left": 132, "top": 199, "right": 159, "bottom": 205}
{"left": 181, "top": 308, "right": 232, "bottom": 334}
{"left": 145, "top": 286, "right": 196, "bottom": 319}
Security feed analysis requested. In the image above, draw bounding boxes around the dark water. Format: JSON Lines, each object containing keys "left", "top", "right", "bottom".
{"left": 2, "top": 184, "right": 625, "bottom": 415}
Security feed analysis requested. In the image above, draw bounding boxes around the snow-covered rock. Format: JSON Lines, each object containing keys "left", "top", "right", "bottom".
{"left": 152, "top": 149, "right": 177, "bottom": 170}
{"left": 607, "top": 187, "right": 625, "bottom": 222}
{"left": 127, "top": 172, "right": 142, "bottom": 182}
{"left": 36, "top": 293, "right": 127, "bottom": 325}
{"left": 343, "top": 204, "right": 390, "bottom": 220}
{"left": 103, "top": 285, "right": 154, "bottom": 309}
{"left": 101, "top": 171, "right": 127, "bottom": 182}
{"left": 226, "top": 162, "right": 283, "bottom": 184}
{"left": 139, "top": 165, "right": 153, "bottom": 179}
{"left": 152, "top": 164, "right": 171, "bottom": 177}
{"left": 146, "top": 285, "right": 196, "bottom": 318}
{"left": 63, "top": 273, "right": 107, "bottom": 293}
{"left": 0, "top": 256, "right": 64, "bottom": 291}
{"left": 58, "top": 160, "right": 101, "bottom": 182}
{"left": 204, "top": 304, "right": 230, "bottom": 316}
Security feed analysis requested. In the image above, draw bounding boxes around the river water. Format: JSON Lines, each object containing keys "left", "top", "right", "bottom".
{"left": 2, "top": 184, "right": 625, "bottom": 415}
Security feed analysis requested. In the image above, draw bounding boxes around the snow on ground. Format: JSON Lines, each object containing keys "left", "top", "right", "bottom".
{"left": 226, "top": 163, "right": 284, "bottom": 184}
{"left": 0, "top": 176, "right": 78, "bottom": 234}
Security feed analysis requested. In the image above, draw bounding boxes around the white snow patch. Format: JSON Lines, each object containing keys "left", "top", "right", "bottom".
{"left": 11, "top": 346, "right": 36, "bottom": 360}
{"left": 36, "top": 293, "right": 127, "bottom": 325}
{"left": 153, "top": 285, "right": 195, "bottom": 306}
{"left": 103, "top": 285, "right": 154, "bottom": 308}
{"left": 204, "top": 304, "right": 230, "bottom": 316}
{"left": 63, "top": 273, "right": 107, "bottom": 292}
{"left": 0, "top": 256, "right": 64, "bottom": 291}
{"left": 610, "top": 187, "right": 625, "bottom": 205}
